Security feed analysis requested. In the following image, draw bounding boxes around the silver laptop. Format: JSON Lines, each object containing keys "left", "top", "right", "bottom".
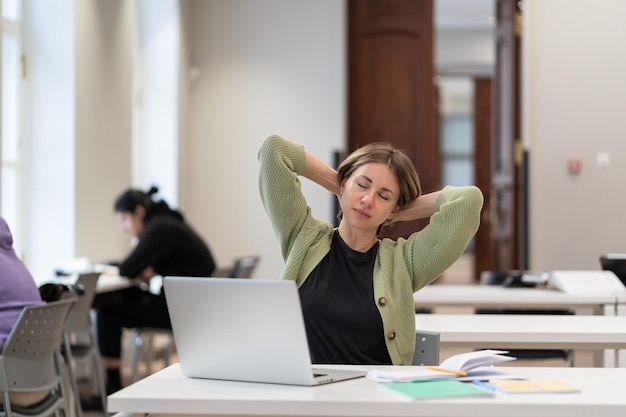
{"left": 163, "top": 276, "right": 367, "bottom": 386}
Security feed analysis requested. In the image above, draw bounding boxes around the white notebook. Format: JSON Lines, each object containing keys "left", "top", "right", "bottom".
{"left": 547, "top": 270, "right": 626, "bottom": 293}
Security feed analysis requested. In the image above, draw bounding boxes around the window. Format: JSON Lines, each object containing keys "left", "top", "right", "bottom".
{"left": 2, "top": 0, "right": 23, "bottom": 253}
{"left": 438, "top": 77, "right": 474, "bottom": 187}
{"left": 441, "top": 114, "right": 474, "bottom": 186}
{"left": 132, "top": 0, "right": 179, "bottom": 205}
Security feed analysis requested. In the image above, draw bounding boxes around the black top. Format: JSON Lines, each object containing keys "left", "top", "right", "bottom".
{"left": 118, "top": 214, "right": 216, "bottom": 280}
{"left": 299, "top": 232, "right": 391, "bottom": 365}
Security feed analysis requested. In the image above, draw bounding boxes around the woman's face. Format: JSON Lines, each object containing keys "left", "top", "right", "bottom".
{"left": 116, "top": 206, "right": 145, "bottom": 238}
{"left": 339, "top": 162, "right": 399, "bottom": 234}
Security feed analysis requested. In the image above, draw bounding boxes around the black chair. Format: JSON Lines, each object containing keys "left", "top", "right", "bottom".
{"left": 475, "top": 270, "right": 574, "bottom": 366}
{"left": 212, "top": 255, "right": 261, "bottom": 278}
{"left": 231, "top": 255, "right": 260, "bottom": 278}
{"left": 599, "top": 254, "right": 626, "bottom": 286}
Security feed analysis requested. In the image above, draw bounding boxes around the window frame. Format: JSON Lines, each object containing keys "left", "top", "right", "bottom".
{"left": 2, "top": 0, "right": 24, "bottom": 254}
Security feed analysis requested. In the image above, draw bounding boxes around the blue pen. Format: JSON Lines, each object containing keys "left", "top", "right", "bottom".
{"left": 472, "top": 379, "right": 497, "bottom": 392}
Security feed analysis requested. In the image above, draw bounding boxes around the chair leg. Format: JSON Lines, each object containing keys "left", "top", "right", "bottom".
{"left": 56, "top": 350, "right": 75, "bottom": 417}
{"left": 130, "top": 328, "right": 142, "bottom": 383}
{"left": 164, "top": 335, "right": 175, "bottom": 367}
{"left": 3, "top": 391, "right": 13, "bottom": 417}
{"left": 91, "top": 347, "right": 108, "bottom": 415}
{"left": 62, "top": 336, "right": 84, "bottom": 417}
{"left": 129, "top": 328, "right": 175, "bottom": 383}
{"left": 144, "top": 333, "right": 154, "bottom": 375}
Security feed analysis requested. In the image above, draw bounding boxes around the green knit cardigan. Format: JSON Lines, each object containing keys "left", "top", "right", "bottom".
{"left": 258, "top": 134, "right": 483, "bottom": 365}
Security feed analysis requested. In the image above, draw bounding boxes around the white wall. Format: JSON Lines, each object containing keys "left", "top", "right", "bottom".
{"left": 74, "top": 0, "right": 134, "bottom": 267}
{"left": 179, "top": 0, "right": 346, "bottom": 279}
{"left": 19, "top": 0, "right": 345, "bottom": 279}
{"left": 524, "top": 0, "right": 626, "bottom": 270}
{"left": 21, "top": 0, "right": 133, "bottom": 276}
{"left": 134, "top": 0, "right": 179, "bottom": 205}
{"left": 21, "top": 0, "right": 75, "bottom": 275}
{"left": 21, "top": 0, "right": 626, "bottom": 278}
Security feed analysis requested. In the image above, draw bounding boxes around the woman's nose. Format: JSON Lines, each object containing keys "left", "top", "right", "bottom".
{"left": 361, "top": 192, "right": 373, "bottom": 206}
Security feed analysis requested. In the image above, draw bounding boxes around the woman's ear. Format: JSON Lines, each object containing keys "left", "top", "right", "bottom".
{"left": 388, "top": 206, "right": 400, "bottom": 223}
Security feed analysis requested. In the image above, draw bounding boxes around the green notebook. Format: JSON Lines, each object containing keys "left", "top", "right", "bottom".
{"left": 381, "top": 379, "right": 494, "bottom": 400}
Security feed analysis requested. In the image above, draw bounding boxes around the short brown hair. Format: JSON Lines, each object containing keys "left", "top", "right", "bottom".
{"left": 336, "top": 143, "right": 421, "bottom": 233}
{"left": 337, "top": 142, "right": 421, "bottom": 208}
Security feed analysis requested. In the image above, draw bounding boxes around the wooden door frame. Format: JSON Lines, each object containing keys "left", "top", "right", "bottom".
{"left": 348, "top": 0, "right": 437, "bottom": 240}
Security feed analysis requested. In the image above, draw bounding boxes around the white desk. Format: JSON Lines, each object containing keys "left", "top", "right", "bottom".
{"left": 36, "top": 273, "right": 137, "bottom": 293}
{"left": 108, "top": 363, "right": 626, "bottom": 417}
{"left": 92, "top": 274, "right": 137, "bottom": 292}
{"left": 612, "top": 293, "right": 626, "bottom": 365}
{"left": 415, "top": 313, "right": 626, "bottom": 366}
{"left": 413, "top": 285, "right": 618, "bottom": 315}
{"left": 615, "top": 292, "right": 626, "bottom": 314}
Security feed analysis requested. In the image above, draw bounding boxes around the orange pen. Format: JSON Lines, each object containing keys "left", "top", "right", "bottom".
{"left": 426, "top": 367, "right": 468, "bottom": 376}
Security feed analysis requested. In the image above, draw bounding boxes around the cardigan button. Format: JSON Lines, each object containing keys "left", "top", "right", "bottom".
{"left": 387, "top": 331, "right": 396, "bottom": 340}
{"left": 378, "top": 297, "right": 387, "bottom": 307}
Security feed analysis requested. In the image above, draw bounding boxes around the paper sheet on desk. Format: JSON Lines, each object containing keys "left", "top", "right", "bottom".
{"left": 547, "top": 270, "right": 626, "bottom": 293}
{"left": 368, "top": 368, "right": 451, "bottom": 382}
{"left": 367, "top": 367, "right": 522, "bottom": 383}
{"left": 93, "top": 263, "right": 120, "bottom": 275}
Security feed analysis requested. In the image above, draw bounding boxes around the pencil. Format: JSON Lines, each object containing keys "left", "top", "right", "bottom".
{"left": 426, "top": 366, "right": 468, "bottom": 376}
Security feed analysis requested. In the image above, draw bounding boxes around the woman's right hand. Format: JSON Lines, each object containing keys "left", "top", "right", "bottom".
{"left": 393, "top": 190, "right": 441, "bottom": 222}
{"left": 139, "top": 266, "right": 156, "bottom": 281}
{"left": 303, "top": 150, "right": 340, "bottom": 195}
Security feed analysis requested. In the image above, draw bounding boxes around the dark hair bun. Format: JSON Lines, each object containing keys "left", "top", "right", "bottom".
{"left": 147, "top": 186, "right": 159, "bottom": 196}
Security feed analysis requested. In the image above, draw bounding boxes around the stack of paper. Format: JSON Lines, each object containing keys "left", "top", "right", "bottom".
{"left": 437, "top": 349, "right": 516, "bottom": 372}
{"left": 370, "top": 350, "right": 581, "bottom": 399}
{"left": 368, "top": 350, "right": 516, "bottom": 382}
{"left": 547, "top": 270, "right": 626, "bottom": 292}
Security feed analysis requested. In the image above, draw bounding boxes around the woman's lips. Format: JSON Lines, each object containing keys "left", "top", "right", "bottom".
{"left": 353, "top": 208, "right": 371, "bottom": 219}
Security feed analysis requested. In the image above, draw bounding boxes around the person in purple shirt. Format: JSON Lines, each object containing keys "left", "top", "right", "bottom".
{"left": 0, "top": 216, "right": 46, "bottom": 406}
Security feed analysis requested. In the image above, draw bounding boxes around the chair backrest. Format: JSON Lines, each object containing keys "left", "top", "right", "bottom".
{"left": 600, "top": 254, "right": 626, "bottom": 285}
{"left": 0, "top": 298, "right": 74, "bottom": 391}
{"left": 212, "top": 256, "right": 260, "bottom": 279}
{"left": 60, "top": 272, "right": 100, "bottom": 335}
{"left": 479, "top": 270, "right": 534, "bottom": 288}
{"left": 231, "top": 256, "right": 260, "bottom": 278}
{"left": 412, "top": 330, "right": 440, "bottom": 366}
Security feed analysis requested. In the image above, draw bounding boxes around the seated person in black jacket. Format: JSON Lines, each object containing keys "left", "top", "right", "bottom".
{"left": 95, "top": 186, "right": 216, "bottom": 394}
